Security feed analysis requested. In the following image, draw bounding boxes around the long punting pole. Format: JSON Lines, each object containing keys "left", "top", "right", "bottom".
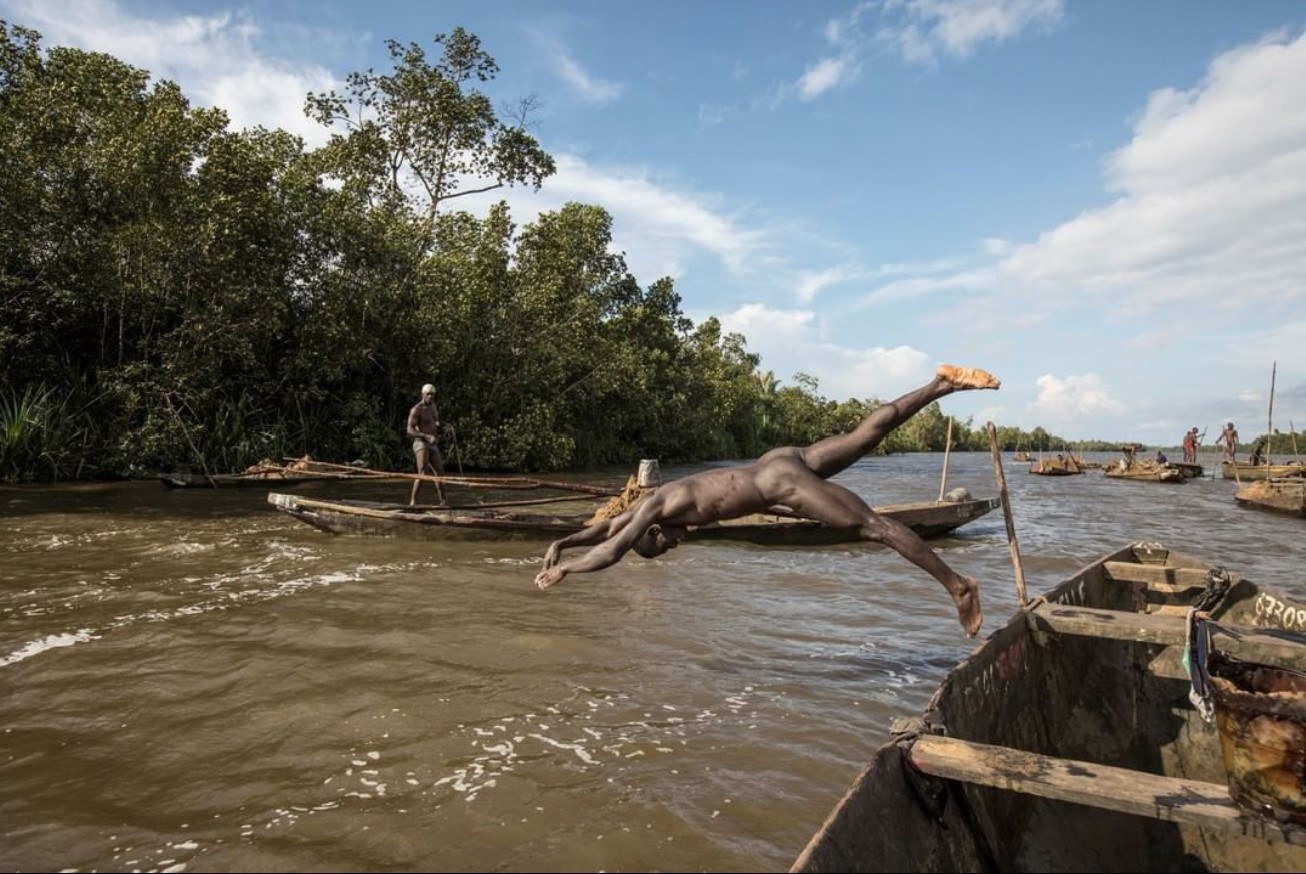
{"left": 937, "top": 417, "right": 954, "bottom": 502}
{"left": 986, "top": 421, "right": 1028, "bottom": 608}
{"left": 1292, "top": 420, "right": 1301, "bottom": 464}
{"left": 1267, "top": 361, "right": 1277, "bottom": 464}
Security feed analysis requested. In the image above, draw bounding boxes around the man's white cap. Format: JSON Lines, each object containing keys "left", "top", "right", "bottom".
{"left": 421, "top": 383, "right": 436, "bottom": 395}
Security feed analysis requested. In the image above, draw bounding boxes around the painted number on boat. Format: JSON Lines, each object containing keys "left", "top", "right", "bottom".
{"left": 1254, "top": 592, "right": 1306, "bottom": 631}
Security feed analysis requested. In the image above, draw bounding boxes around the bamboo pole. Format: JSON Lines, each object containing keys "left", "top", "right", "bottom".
{"left": 1292, "top": 420, "right": 1301, "bottom": 464}
{"left": 985, "top": 421, "right": 1027, "bottom": 608}
{"left": 1267, "top": 361, "right": 1277, "bottom": 465}
{"left": 938, "top": 417, "right": 954, "bottom": 502}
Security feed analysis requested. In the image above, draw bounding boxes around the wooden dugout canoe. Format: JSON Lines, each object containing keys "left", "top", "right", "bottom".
{"left": 1235, "top": 477, "right": 1306, "bottom": 517}
{"left": 1103, "top": 461, "right": 1186, "bottom": 483}
{"left": 265, "top": 492, "right": 1001, "bottom": 544}
{"left": 1222, "top": 460, "right": 1306, "bottom": 482}
{"left": 159, "top": 470, "right": 373, "bottom": 488}
{"left": 158, "top": 458, "right": 400, "bottom": 489}
{"left": 1029, "top": 456, "right": 1085, "bottom": 476}
{"left": 791, "top": 541, "right": 1306, "bottom": 873}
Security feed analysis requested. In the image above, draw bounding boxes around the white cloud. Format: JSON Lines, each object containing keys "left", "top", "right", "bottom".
{"left": 998, "top": 27, "right": 1306, "bottom": 314}
{"left": 1220, "top": 321, "right": 1306, "bottom": 376}
{"left": 856, "top": 266, "right": 992, "bottom": 306}
{"left": 1025, "top": 373, "right": 1127, "bottom": 430}
{"left": 713, "top": 303, "right": 932, "bottom": 399}
{"left": 550, "top": 48, "right": 622, "bottom": 105}
{"left": 784, "top": 0, "right": 1062, "bottom": 103}
{"left": 982, "top": 237, "right": 1014, "bottom": 256}
{"left": 796, "top": 54, "right": 861, "bottom": 101}
{"left": 874, "top": 0, "right": 1065, "bottom": 66}
{"left": 794, "top": 266, "right": 866, "bottom": 303}
{"left": 7, "top": 0, "right": 342, "bottom": 146}
{"left": 538, "top": 154, "right": 769, "bottom": 275}
{"left": 1106, "top": 29, "right": 1306, "bottom": 195}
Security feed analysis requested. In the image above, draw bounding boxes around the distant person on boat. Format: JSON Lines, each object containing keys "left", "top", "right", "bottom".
{"left": 407, "top": 383, "right": 450, "bottom": 505}
{"left": 1182, "top": 427, "right": 1197, "bottom": 463}
{"left": 1249, "top": 436, "right": 1267, "bottom": 466}
{"left": 1120, "top": 444, "right": 1138, "bottom": 470}
{"left": 1155, "top": 450, "right": 1167, "bottom": 464}
{"left": 1218, "top": 422, "right": 1239, "bottom": 463}
{"left": 533, "top": 364, "right": 1001, "bottom": 638}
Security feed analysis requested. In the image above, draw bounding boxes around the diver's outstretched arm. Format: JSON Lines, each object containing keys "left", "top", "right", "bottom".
{"left": 542, "top": 516, "right": 631, "bottom": 568}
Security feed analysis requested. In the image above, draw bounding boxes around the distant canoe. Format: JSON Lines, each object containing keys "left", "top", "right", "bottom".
{"left": 267, "top": 492, "right": 1001, "bottom": 544}
{"left": 159, "top": 457, "right": 407, "bottom": 489}
{"left": 158, "top": 470, "right": 376, "bottom": 488}
{"left": 1235, "top": 477, "right": 1306, "bottom": 517}
{"left": 1029, "top": 456, "right": 1085, "bottom": 476}
{"left": 1170, "top": 461, "right": 1204, "bottom": 479}
{"left": 1103, "top": 461, "right": 1186, "bottom": 483}
{"left": 1221, "top": 460, "right": 1306, "bottom": 481}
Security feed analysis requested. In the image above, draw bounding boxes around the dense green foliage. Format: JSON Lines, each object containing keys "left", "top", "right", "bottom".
{"left": 0, "top": 23, "right": 1077, "bottom": 481}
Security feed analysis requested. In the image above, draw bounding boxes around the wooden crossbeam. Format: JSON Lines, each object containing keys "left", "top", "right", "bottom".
{"left": 1029, "top": 603, "right": 1306, "bottom": 671}
{"left": 1102, "top": 561, "right": 1228, "bottom": 594}
{"left": 1031, "top": 602, "right": 1186, "bottom": 645}
{"left": 908, "top": 735, "right": 1306, "bottom": 845}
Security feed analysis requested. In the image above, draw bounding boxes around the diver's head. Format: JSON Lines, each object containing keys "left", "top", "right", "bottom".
{"left": 632, "top": 523, "right": 687, "bottom": 558}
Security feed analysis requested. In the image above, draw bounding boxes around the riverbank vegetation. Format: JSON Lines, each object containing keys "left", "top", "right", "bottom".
{"left": 1, "top": 23, "right": 1082, "bottom": 482}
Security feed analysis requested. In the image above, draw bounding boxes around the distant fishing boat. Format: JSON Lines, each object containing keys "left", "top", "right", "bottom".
{"left": 1235, "top": 477, "right": 1306, "bottom": 517}
{"left": 267, "top": 491, "right": 1002, "bottom": 544}
{"left": 158, "top": 457, "right": 393, "bottom": 488}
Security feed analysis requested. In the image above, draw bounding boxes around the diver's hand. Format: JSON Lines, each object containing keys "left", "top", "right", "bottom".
{"left": 535, "top": 566, "right": 566, "bottom": 590}
{"left": 543, "top": 542, "right": 562, "bottom": 569}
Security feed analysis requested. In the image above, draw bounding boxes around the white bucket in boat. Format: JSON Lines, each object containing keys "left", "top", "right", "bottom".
{"left": 637, "top": 459, "right": 662, "bottom": 488}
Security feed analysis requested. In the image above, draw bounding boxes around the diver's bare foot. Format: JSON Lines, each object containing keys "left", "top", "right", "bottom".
{"left": 937, "top": 364, "right": 1000, "bottom": 390}
{"left": 954, "top": 576, "right": 984, "bottom": 638}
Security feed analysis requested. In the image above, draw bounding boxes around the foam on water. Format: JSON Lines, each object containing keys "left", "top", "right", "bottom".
{"left": 0, "top": 629, "right": 100, "bottom": 666}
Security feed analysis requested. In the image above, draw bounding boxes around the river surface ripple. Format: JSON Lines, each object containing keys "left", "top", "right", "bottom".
{"left": 2, "top": 451, "right": 1302, "bottom": 872}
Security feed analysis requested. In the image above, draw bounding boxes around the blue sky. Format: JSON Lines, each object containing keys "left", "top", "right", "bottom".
{"left": 5, "top": 0, "right": 1306, "bottom": 447}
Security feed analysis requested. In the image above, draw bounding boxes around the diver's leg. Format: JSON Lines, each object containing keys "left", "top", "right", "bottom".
{"left": 780, "top": 475, "right": 984, "bottom": 637}
{"left": 801, "top": 365, "right": 999, "bottom": 478}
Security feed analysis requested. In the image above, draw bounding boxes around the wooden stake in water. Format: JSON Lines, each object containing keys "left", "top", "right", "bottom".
{"left": 938, "top": 417, "right": 954, "bottom": 502}
{"left": 1267, "top": 361, "right": 1277, "bottom": 464}
{"left": 986, "top": 421, "right": 1027, "bottom": 608}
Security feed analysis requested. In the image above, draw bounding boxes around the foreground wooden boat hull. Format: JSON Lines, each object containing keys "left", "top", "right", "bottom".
{"left": 267, "top": 494, "right": 1001, "bottom": 544}
{"left": 792, "top": 542, "right": 1306, "bottom": 872}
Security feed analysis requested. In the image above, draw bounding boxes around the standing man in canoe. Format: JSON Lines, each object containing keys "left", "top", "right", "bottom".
{"left": 1218, "top": 422, "right": 1239, "bottom": 464}
{"left": 1182, "top": 427, "right": 1198, "bottom": 464}
{"left": 407, "top": 383, "right": 448, "bottom": 505}
{"left": 533, "top": 364, "right": 1000, "bottom": 638}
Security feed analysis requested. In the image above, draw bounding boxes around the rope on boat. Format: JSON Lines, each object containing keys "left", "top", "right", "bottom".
{"left": 1183, "top": 566, "right": 1235, "bottom": 724}
{"left": 586, "top": 475, "right": 658, "bottom": 523}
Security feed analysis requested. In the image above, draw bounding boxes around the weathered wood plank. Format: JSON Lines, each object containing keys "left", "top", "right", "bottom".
{"left": 1031, "top": 603, "right": 1186, "bottom": 645}
{"left": 908, "top": 735, "right": 1306, "bottom": 845}
{"left": 1030, "top": 603, "right": 1306, "bottom": 671}
{"left": 1102, "top": 561, "right": 1228, "bottom": 592}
